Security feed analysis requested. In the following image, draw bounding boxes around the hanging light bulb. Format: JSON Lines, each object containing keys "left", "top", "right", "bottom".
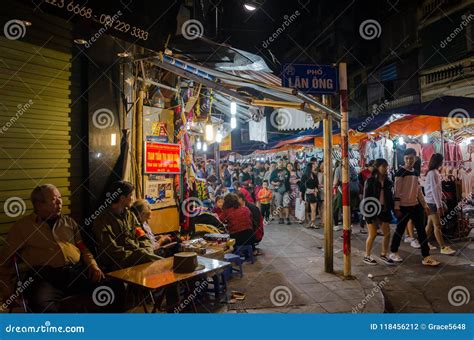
{"left": 422, "top": 134, "right": 428, "bottom": 143}
{"left": 230, "top": 101, "right": 237, "bottom": 115}
{"left": 231, "top": 117, "right": 237, "bottom": 129}
{"left": 196, "top": 138, "right": 202, "bottom": 150}
{"left": 203, "top": 142, "right": 208, "bottom": 151}
{"left": 398, "top": 136, "right": 405, "bottom": 145}
{"left": 205, "top": 124, "right": 214, "bottom": 141}
{"left": 215, "top": 129, "right": 223, "bottom": 143}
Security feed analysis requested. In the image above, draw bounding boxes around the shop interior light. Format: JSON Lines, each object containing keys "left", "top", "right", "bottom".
{"left": 230, "top": 101, "right": 237, "bottom": 115}
{"left": 23, "top": 20, "right": 32, "bottom": 26}
{"left": 422, "top": 134, "right": 428, "bottom": 143}
{"left": 203, "top": 142, "right": 208, "bottom": 151}
{"left": 398, "top": 136, "right": 405, "bottom": 145}
{"left": 230, "top": 117, "right": 237, "bottom": 129}
{"left": 215, "top": 129, "right": 223, "bottom": 143}
{"left": 196, "top": 138, "right": 202, "bottom": 150}
{"left": 117, "top": 51, "right": 131, "bottom": 58}
{"left": 110, "top": 133, "right": 117, "bottom": 146}
{"left": 243, "top": 3, "right": 257, "bottom": 11}
{"left": 205, "top": 124, "right": 214, "bottom": 141}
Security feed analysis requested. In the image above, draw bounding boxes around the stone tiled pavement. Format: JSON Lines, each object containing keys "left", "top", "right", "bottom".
{"left": 223, "top": 222, "right": 385, "bottom": 314}
{"left": 223, "top": 220, "right": 473, "bottom": 314}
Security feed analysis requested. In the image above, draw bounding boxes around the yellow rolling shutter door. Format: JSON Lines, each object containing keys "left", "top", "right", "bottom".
{"left": 0, "top": 15, "right": 75, "bottom": 241}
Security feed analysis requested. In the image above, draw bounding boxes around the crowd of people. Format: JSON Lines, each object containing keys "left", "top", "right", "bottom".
{"left": 0, "top": 149, "right": 462, "bottom": 313}
{"left": 198, "top": 148, "right": 460, "bottom": 268}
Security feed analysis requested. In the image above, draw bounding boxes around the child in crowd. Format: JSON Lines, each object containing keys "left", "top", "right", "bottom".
{"left": 257, "top": 180, "right": 273, "bottom": 222}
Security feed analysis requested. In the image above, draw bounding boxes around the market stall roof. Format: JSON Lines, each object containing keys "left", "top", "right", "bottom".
{"left": 145, "top": 53, "right": 340, "bottom": 123}
{"left": 375, "top": 95, "right": 474, "bottom": 118}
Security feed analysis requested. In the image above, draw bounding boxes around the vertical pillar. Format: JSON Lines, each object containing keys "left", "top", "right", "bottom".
{"left": 135, "top": 88, "right": 145, "bottom": 199}
{"left": 322, "top": 95, "right": 333, "bottom": 273}
{"left": 339, "top": 63, "right": 351, "bottom": 277}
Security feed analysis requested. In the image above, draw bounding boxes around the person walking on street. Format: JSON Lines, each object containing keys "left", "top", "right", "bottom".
{"left": 270, "top": 159, "right": 291, "bottom": 225}
{"left": 362, "top": 158, "right": 395, "bottom": 266}
{"left": 389, "top": 148, "right": 440, "bottom": 266}
{"left": 302, "top": 162, "right": 319, "bottom": 229}
{"left": 424, "top": 153, "right": 456, "bottom": 255}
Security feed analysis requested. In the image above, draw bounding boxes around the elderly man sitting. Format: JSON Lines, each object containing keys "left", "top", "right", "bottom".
{"left": 0, "top": 184, "right": 119, "bottom": 312}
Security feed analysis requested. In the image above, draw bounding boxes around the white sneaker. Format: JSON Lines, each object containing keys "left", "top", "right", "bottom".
{"left": 333, "top": 225, "right": 341, "bottom": 231}
{"left": 404, "top": 236, "right": 414, "bottom": 243}
{"left": 422, "top": 256, "right": 440, "bottom": 266}
{"left": 389, "top": 253, "right": 403, "bottom": 263}
{"left": 440, "top": 246, "right": 456, "bottom": 255}
{"left": 410, "top": 239, "right": 421, "bottom": 249}
{"left": 428, "top": 243, "right": 437, "bottom": 250}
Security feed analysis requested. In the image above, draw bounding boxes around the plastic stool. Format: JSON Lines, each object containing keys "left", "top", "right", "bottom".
{"left": 235, "top": 245, "right": 255, "bottom": 264}
{"left": 224, "top": 253, "right": 243, "bottom": 278}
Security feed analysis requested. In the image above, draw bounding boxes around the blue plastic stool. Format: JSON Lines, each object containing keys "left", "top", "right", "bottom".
{"left": 235, "top": 245, "right": 255, "bottom": 264}
{"left": 224, "top": 253, "right": 243, "bottom": 278}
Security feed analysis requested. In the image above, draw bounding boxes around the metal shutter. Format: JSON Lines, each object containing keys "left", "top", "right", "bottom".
{"left": 0, "top": 7, "right": 77, "bottom": 241}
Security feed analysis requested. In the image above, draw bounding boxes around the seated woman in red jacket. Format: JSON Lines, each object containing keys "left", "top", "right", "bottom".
{"left": 218, "top": 193, "right": 254, "bottom": 246}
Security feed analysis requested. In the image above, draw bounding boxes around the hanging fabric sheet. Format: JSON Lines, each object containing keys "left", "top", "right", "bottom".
{"left": 249, "top": 118, "right": 268, "bottom": 143}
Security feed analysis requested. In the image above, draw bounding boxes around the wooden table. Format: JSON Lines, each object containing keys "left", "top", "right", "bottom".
{"left": 107, "top": 256, "right": 231, "bottom": 312}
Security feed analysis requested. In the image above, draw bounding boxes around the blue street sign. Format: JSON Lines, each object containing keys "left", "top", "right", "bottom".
{"left": 281, "top": 63, "right": 339, "bottom": 94}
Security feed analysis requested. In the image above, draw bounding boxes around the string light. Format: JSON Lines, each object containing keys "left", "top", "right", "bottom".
{"left": 205, "top": 124, "right": 214, "bottom": 141}
{"left": 215, "top": 129, "right": 223, "bottom": 143}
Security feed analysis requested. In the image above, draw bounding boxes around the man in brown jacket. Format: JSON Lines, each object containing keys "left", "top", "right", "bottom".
{"left": 0, "top": 184, "right": 118, "bottom": 312}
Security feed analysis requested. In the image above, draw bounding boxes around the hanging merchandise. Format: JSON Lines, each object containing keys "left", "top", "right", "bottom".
{"left": 249, "top": 118, "right": 268, "bottom": 143}
{"left": 150, "top": 88, "right": 165, "bottom": 108}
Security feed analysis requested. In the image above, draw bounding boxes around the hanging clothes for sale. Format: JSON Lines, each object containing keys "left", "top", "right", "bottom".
{"left": 422, "top": 144, "right": 435, "bottom": 162}
{"left": 406, "top": 142, "right": 422, "bottom": 157}
{"left": 395, "top": 143, "right": 406, "bottom": 168}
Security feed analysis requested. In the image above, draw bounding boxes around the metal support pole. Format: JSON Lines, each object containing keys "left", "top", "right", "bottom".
{"left": 135, "top": 89, "right": 145, "bottom": 199}
{"left": 322, "top": 95, "right": 333, "bottom": 273}
{"left": 215, "top": 144, "right": 220, "bottom": 182}
{"left": 339, "top": 63, "right": 351, "bottom": 277}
